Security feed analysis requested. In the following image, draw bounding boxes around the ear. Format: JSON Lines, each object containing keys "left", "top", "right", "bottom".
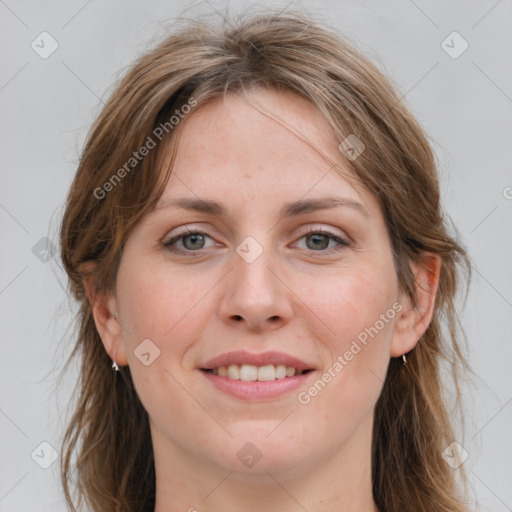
{"left": 390, "top": 253, "right": 441, "bottom": 358}
{"left": 80, "top": 261, "right": 128, "bottom": 367}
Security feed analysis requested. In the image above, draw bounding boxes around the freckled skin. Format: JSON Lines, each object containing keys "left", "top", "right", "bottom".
{"left": 95, "top": 88, "right": 430, "bottom": 512}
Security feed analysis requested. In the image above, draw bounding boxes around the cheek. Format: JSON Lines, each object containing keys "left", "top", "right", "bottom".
{"left": 117, "top": 259, "right": 209, "bottom": 338}
{"left": 115, "top": 260, "right": 213, "bottom": 421}
{"left": 295, "top": 268, "right": 397, "bottom": 426}
{"left": 304, "top": 264, "right": 397, "bottom": 350}
{"left": 301, "top": 266, "right": 397, "bottom": 392}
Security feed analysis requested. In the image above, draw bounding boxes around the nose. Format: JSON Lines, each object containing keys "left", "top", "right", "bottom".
{"left": 217, "top": 243, "right": 293, "bottom": 333}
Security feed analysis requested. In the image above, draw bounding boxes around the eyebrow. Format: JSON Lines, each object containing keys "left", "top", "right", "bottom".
{"left": 154, "top": 195, "right": 369, "bottom": 218}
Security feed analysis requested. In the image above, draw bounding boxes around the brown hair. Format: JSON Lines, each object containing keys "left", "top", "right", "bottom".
{"left": 58, "top": 9, "right": 471, "bottom": 512}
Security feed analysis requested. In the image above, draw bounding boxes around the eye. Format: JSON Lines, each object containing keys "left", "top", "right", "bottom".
{"left": 163, "top": 228, "right": 216, "bottom": 254}
{"left": 294, "top": 228, "right": 349, "bottom": 254}
{"left": 163, "top": 227, "right": 349, "bottom": 256}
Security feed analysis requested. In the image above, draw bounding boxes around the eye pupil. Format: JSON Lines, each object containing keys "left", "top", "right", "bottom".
{"left": 306, "top": 234, "right": 329, "bottom": 250}
{"left": 183, "top": 233, "right": 204, "bottom": 250}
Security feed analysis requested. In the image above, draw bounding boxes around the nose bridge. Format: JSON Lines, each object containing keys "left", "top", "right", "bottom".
{"left": 233, "top": 234, "right": 278, "bottom": 304}
{"left": 218, "top": 233, "right": 292, "bottom": 330}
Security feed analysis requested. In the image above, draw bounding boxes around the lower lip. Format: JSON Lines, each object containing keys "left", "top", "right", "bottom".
{"left": 201, "top": 370, "right": 315, "bottom": 401}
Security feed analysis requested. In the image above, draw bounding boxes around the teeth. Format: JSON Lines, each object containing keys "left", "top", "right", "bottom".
{"left": 286, "top": 366, "right": 296, "bottom": 377}
{"left": 275, "top": 364, "right": 287, "bottom": 379}
{"left": 257, "top": 365, "right": 276, "bottom": 381}
{"left": 227, "top": 364, "right": 240, "bottom": 380}
{"left": 210, "top": 364, "right": 305, "bottom": 381}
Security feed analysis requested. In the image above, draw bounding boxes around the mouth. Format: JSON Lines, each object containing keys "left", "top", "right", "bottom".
{"left": 199, "top": 366, "right": 316, "bottom": 401}
{"left": 198, "top": 350, "right": 317, "bottom": 401}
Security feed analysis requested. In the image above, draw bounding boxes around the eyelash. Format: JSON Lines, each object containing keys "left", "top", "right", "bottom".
{"left": 163, "top": 227, "right": 349, "bottom": 256}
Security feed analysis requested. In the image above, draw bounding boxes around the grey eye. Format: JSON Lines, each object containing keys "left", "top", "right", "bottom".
{"left": 182, "top": 233, "right": 206, "bottom": 250}
{"left": 305, "top": 233, "right": 330, "bottom": 250}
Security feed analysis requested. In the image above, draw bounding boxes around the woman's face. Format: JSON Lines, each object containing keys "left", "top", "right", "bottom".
{"left": 102, "top": 88, "right": 415, "bottom": 481}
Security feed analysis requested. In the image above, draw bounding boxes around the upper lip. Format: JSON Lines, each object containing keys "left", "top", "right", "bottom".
{"left": 200, "top": 350, "right": 315, "bottom": 372}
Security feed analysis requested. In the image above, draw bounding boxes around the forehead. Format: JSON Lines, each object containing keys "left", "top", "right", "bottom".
{"left": 154, "top": 89, "right": 369, "bottom": 212}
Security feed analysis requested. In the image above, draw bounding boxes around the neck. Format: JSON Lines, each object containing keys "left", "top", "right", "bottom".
{"left": 152, "top": 417, "right": 377, "bottom": 512}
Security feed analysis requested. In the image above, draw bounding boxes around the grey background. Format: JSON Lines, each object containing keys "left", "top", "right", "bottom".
{"left": 1, "top": 0, "right": 511, "bottom": 510}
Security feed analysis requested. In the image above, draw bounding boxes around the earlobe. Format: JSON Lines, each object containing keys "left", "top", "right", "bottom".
{"left": 80, "top": 261, "right": 128, "bottom": 367}
{"left": 90, "top": 297, "right": 128, "bottom": 366}
{"left": 390, "top": 253, "right": 441, "bottom": 358}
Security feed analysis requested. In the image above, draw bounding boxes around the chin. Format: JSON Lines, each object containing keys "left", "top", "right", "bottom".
{"left": 207, "top": 430, "right": 316, "bottom": 478}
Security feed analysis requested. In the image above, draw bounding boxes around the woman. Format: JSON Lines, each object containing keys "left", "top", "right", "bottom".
{"left": 59, "top": 9, "right": 471, "bottom": 512}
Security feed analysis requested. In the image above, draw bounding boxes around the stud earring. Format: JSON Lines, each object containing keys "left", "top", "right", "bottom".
{"left": 402, "top": 354, "right": 407, "bottom": 366}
